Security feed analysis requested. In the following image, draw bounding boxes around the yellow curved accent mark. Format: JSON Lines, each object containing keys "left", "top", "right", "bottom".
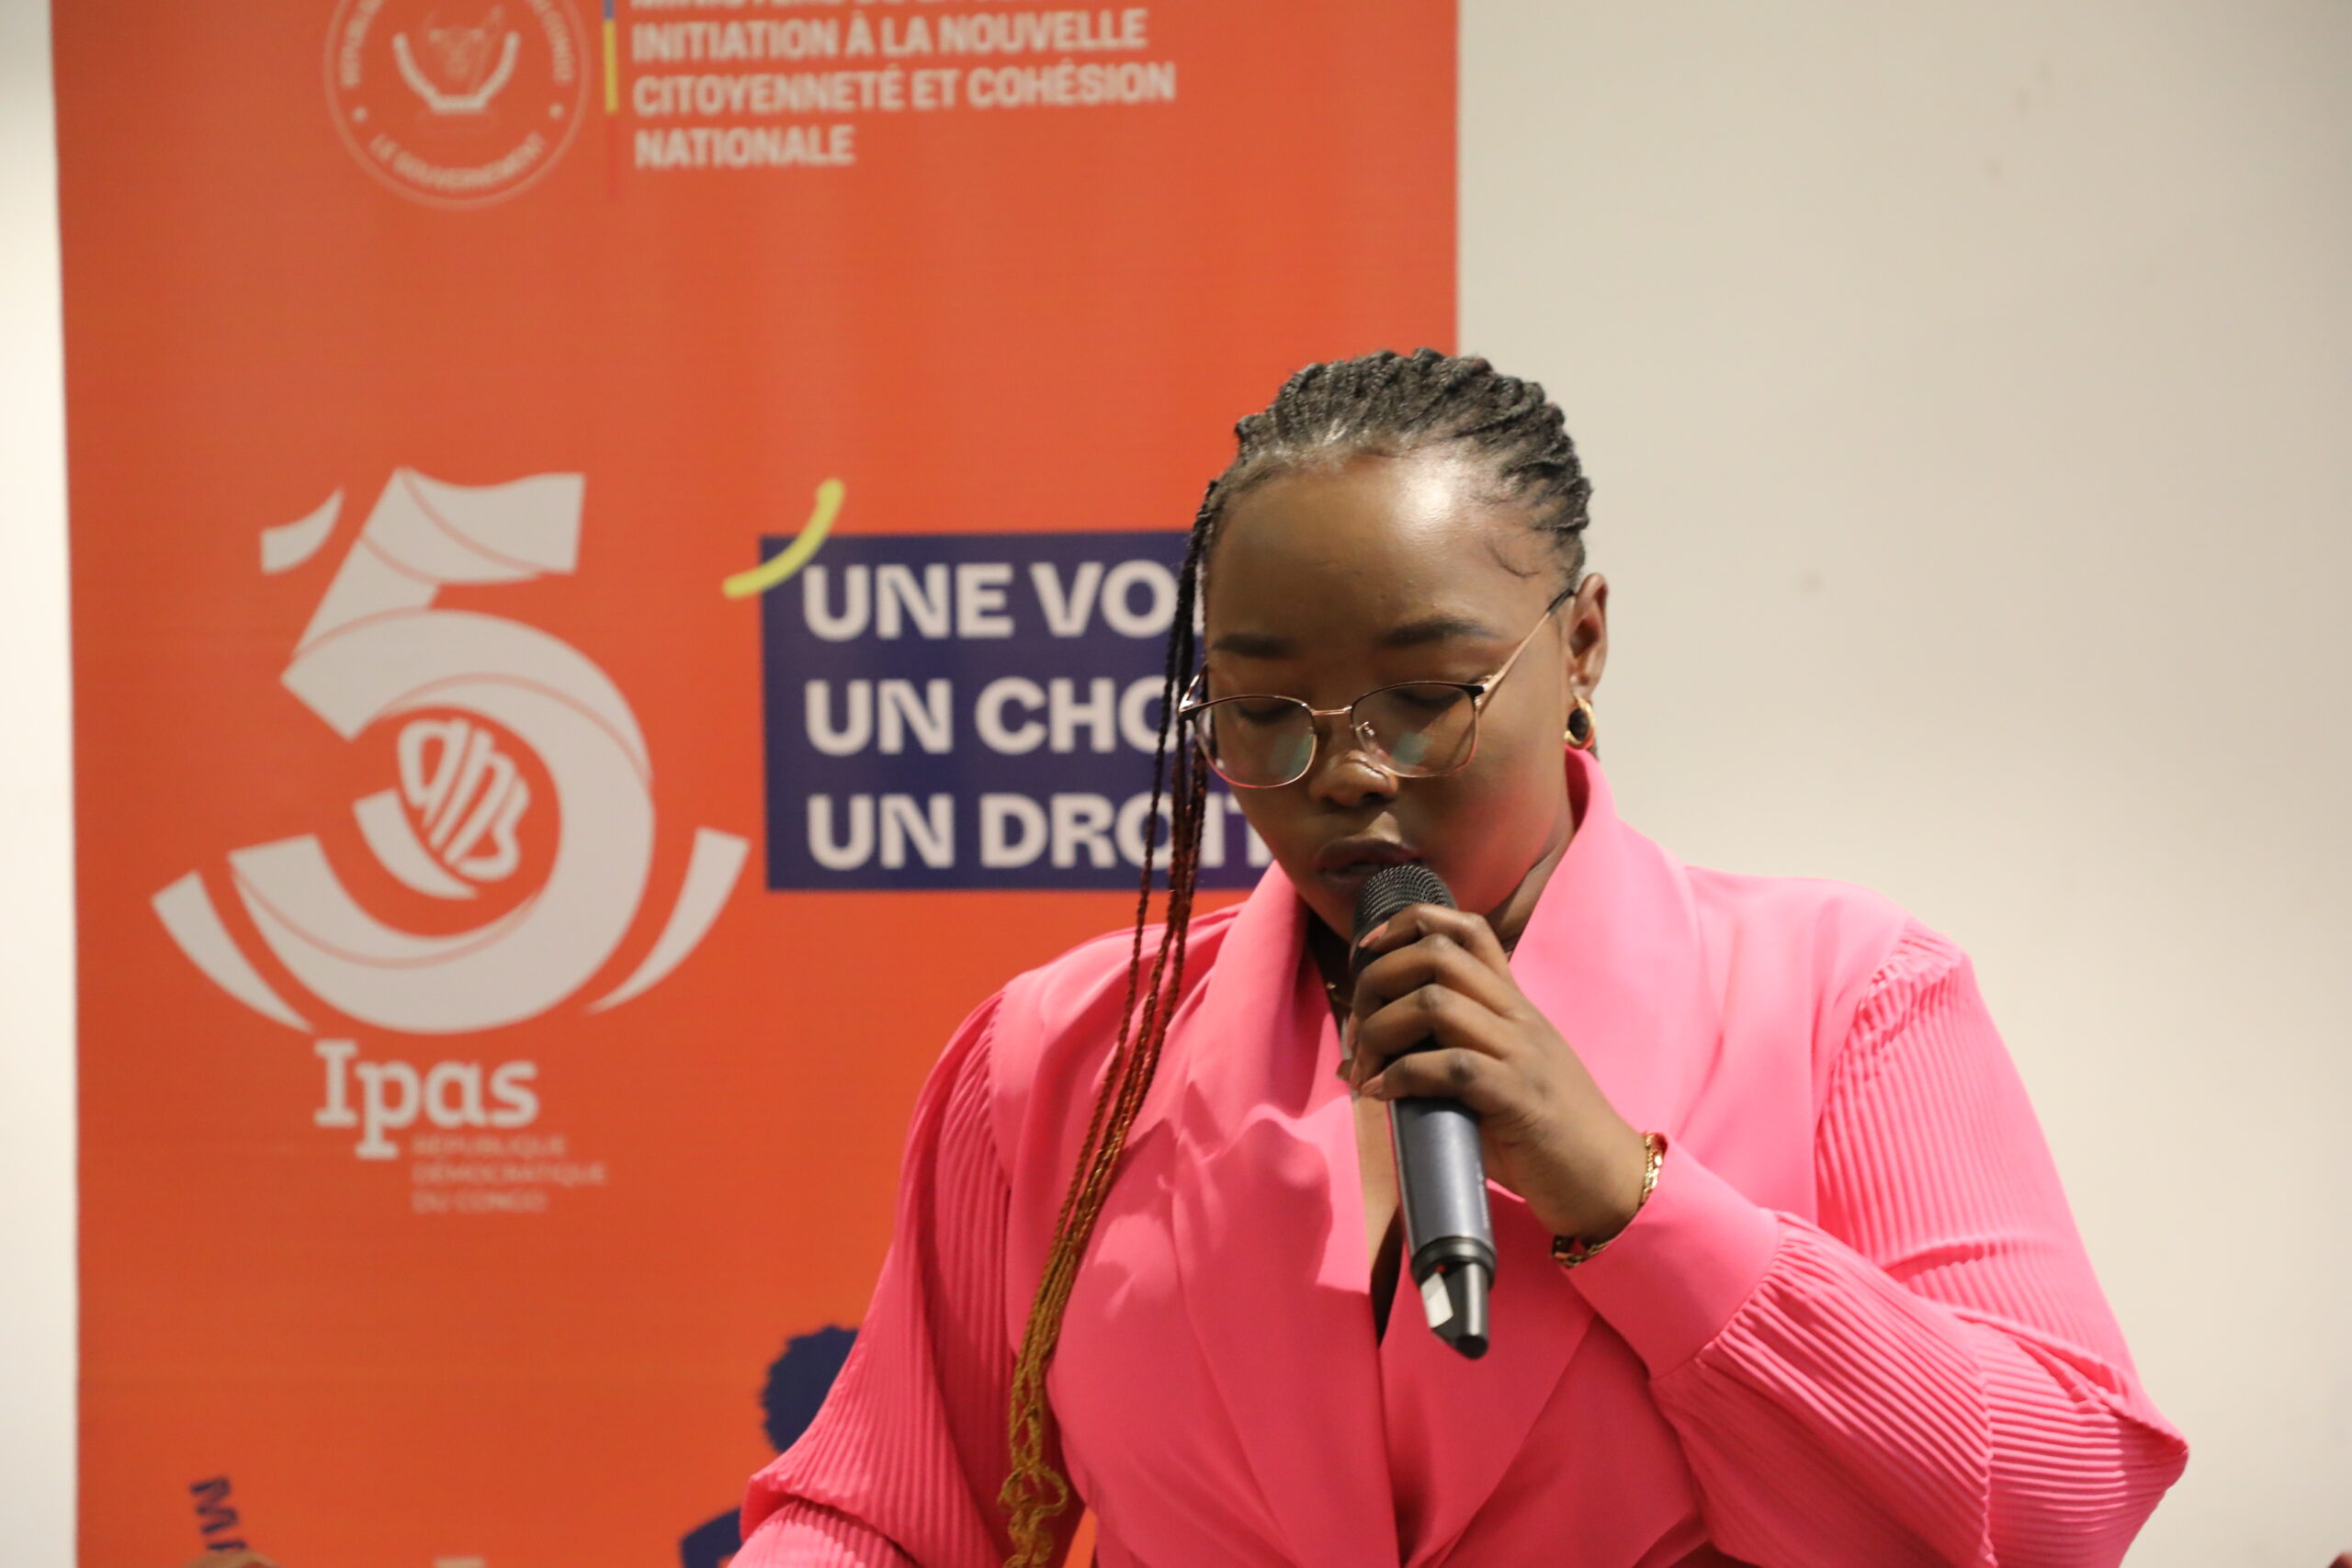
{"left": 724, "top": 478, "right": 843, "bottom": 600}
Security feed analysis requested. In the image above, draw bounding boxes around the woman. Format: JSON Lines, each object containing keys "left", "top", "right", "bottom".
{"left": 739, "top": 351, "right": 2188, "bottom": 1567}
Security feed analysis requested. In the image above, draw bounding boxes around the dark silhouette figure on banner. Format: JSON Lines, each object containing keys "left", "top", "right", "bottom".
{"left": 682, "top": 1325, "right": 857, "bottom": 1568}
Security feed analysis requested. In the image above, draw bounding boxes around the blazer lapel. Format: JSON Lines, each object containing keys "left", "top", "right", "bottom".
{"left": 1163, "top": 864, "right": 1402, "bottom": 1568}
{"left": 1509, "top": 746, "right": 1725, "bottom": 1142}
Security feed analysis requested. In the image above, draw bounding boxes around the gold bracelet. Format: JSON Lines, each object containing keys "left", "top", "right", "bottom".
{"left": 1551, "top": 1130, "right": 1666, "bottom": 1269}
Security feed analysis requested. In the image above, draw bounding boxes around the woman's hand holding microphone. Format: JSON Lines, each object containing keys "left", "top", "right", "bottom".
{"left": 1341, "top": 902, "right": 1653, "bottom": 1248}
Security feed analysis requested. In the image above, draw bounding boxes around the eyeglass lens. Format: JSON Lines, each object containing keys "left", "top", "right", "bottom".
{"left": 1189, "top": 682, "right": 1478, "bottom": 787}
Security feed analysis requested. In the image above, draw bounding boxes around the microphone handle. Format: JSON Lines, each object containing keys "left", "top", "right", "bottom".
{"left": 1390, "top": 1091, "right": 1496, "bottom": 1359}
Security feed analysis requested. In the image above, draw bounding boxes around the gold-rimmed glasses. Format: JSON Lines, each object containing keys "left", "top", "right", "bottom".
{"left": 1177, "top": 585, "right": 1574, "bottom": 789}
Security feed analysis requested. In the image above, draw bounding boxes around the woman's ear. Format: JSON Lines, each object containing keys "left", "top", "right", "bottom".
{"left": 1562, "top": 572, "right": 1609, "bottom": 699}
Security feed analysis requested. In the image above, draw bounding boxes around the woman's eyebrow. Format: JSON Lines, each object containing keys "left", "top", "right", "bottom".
{"left": 1207, "top": 615, "right": 1498, "bottom": 659}
{"left": 1378, "top": 614, "right": 1498, "bottom": 649}
{"left": 1206, "top": 630, "right": 1296, "bottom": 659}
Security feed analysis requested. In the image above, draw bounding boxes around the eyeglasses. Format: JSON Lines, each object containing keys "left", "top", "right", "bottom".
{"left": 1177, "top": 586, "right": 1574, "bottom": 790}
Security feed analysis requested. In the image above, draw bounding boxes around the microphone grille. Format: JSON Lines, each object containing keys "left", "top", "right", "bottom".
{"left": 1352, "top": 862, "right": 1455, "bottom": 940}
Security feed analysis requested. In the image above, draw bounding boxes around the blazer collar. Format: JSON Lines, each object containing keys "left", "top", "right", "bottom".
{"left": 1509, "top": 744, "right": 1723, "bottom": 1139}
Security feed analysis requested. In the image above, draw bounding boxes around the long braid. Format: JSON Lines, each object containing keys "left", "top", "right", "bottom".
{"left": 1000, "top": 502, "right": 1212, "bottom": 1565}
{"left": 998, "top": 351, "right": 1593, "bottom": 1566}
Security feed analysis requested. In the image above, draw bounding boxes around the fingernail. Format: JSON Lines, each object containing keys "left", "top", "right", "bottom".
{"left": 1363, "top": 918, "right": 1391, "bottom": 948}
{"left": 1362, "top": 1075, "right": 1389, "bottom": 1100}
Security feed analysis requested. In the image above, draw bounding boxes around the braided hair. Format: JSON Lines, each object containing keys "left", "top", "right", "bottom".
{"left": 998, "top": 349, "right": 1596, "bottom": 1565}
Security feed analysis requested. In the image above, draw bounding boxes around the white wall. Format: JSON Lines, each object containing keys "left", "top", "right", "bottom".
{"left": 1462, "top": 4, "right": 2349, "bottom": 1564}
{"left": 0, "top": 0, "right": 73, "bottom": 1561}
{"left": 6, "top": 3, "right": 2346, "bottom": 1562}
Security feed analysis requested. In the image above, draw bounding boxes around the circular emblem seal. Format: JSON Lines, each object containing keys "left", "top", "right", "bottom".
{"left": 326, "top": 0, "right": 589, "bottom": 209}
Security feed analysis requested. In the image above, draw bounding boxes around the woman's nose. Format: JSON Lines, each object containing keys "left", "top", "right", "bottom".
{"left": 1304, "top": 716, "right": 1398, "bottom": 807}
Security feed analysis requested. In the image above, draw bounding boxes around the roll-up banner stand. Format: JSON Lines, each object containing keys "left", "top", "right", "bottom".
{"left": 56, "top": 4, "right": 1453, "bottom": 1561}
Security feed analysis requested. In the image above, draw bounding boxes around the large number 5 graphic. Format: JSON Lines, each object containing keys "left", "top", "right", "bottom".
{"left": 155, "top": 468, "right": 747, "bottom": 1036}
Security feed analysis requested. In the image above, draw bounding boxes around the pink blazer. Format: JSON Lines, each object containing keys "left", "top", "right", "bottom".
{"left": 740, "top": 745, "right": 2187, "bottom": 1567}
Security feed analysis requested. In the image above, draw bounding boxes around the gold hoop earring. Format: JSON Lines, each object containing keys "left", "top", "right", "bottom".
{"left": 1565, "top": 695, "right": 1597, "bottom": 750}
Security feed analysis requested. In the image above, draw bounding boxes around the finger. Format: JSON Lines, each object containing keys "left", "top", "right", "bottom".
{"left": 1351, "top": 927, "right": 1521, "bottom": 1022}
{"left": 1350, "top": 984, "right": 1516, "bottom": 1089}
{"left": 1357, "top": 901, "right": 1510, "bottom": 971}
{"left": 1361, "top": 1046, "right": 1509, "bottom": 1113}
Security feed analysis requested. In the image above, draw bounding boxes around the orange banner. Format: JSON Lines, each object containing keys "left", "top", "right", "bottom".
{"left": 58, "top": 3, "right": 1452, "bottom": 1562}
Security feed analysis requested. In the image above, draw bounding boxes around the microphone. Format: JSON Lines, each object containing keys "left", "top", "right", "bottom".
{"left": 1351, "top": 863, "right": 1495, "bottom": 1359}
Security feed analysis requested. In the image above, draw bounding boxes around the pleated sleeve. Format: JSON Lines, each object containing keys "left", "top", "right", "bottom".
{"left": 736, "top": 992, "right": 1053, "bottom": 1568}
{"left": 1567, "top": 919, "right": 2188, "bottom": 1567}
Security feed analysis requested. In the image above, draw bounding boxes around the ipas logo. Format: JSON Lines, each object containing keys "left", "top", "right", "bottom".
{"left": 154, "top": 469, "right": 747, "bottom": 1199}
{"left": 327, "top": 0, "right": 589, "bottom": 209}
